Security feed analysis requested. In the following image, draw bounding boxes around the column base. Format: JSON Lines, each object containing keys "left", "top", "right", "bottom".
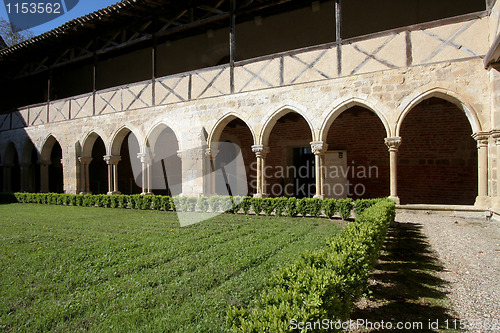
{"left": 253, "top": 193, "right": 268, "bottom": 198}
{"left": 313, "top": 194, "right": 325, "bottom": 199}
{"left": 491, "top": 197, "right": 500, "bottom": 211}
{"left": 141, "top": 192, "right": 154, "bottom": 195}
{"left": 79, "top": 191, "right": 92, "bottom": 195}
{"left": 474, "top": 195, "right": 491, "bottom": 209}
{"left": 107, "top": 191, "right": 122, "bottom": 195}
{"left": 388, "top": 196, "right": 400, "bottom": 204}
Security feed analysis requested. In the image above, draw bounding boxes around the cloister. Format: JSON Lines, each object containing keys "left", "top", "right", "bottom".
{"left": 0, "top": 0, "right": 498, "bottom": 210}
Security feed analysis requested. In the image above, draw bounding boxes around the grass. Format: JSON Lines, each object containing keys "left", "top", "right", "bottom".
{"left": 0, "top": 203, "right": 342, "bottom": 332}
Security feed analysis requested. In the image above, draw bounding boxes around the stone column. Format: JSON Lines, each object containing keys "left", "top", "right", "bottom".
{"left": 384, "top": 137, "right": 402, "bottom": 204}
{"left": 473, "top": 133, "right": 490, "bottom": 208}
{"left": 39, "top": 160, "right": 51, "bottom": 193}
{"left": 311, "top": 141, "right": 327, "bottom": 199}
{"left": 20, "top": 163, "right": 30, "bottom": 192}
{"left": 2, "top": 163, "right": 12, "bottom": 192}
{"left": 104, "top": 155, "right": 121, "bottom": 195}
{"left": 251, "top": 145, "right": 269, "bottom": 198}
{"left": 78, "top": 157, "right": 92, "bottom": 194}
{"left": 205, "top": 148, "right": 219, "bottom": 195}
{"left": 137, "top": 153, "right": 153, "bottom": 195}
{"left": 493, "top": 132, "right": 500, "bottom": 210}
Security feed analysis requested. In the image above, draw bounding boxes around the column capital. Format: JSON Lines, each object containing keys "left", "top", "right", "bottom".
{"left": 176, "top": 150, "right": 183, "bottom": 159}
{"left": 310, "top": 141, "right": 328, "bottom": 155}
{"left": 385, "top": 137, "right": 402, "bottom": 152}
{"left": 78, "top": 156, "right": 93, "bottom": 165}
{"left": 137, "top": 152, "right": 152, "bottom": 164}
{"left": 489, "top": 130, "right": 500, "bottom": 144}
{"left": 205, "top": 148, "right": 219, "bottom": 159}
{"left": 251, "top": 145, "right": 269, "bottom": 158}
{"left": 103, "top": 155, "right": 121, "bottom": 165}
{"left": 472, "top": 132, "right": 489, "bottom": 148}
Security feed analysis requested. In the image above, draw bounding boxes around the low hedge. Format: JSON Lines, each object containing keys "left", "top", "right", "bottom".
{"left": 226, "top": 199, "right": 396, "bottom": 332}
{"left": 11, "top": 192, "right": 388, "bottom": 220}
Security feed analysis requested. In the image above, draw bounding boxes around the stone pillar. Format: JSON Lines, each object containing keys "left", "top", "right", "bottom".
{"left": 137, "top": 153, "right": 153, "bottom": 195}
{"left": 3, "top": 164, "right": 12, "bottom": 192}
{"left": 493, "top": 132, "right": 500, "bottom": 210}
{"left": 39, "top": 160, "right": 51, "bottom": 193}
{"left": 20, "top": 163, "right": 30, "bottom": 192}
{"left": 78, "top": 157, "right": 92, "bottom": 194}
{"left": 385, "top": 137, "right": 402, "bottom": 204}
{"left": 473, "top": 133, "right": 490, "bottom": 208}
{"left": 104, "top": 155, "right": 121, "bottom": 195}
{"left": 311, "top": 141, "right": 327, "bottom": 199}
{"left": 205, "top": 148, "right": 219, "bottom": 195}
{"left": 251, "top": 145, "right": 269, "bottom": 198}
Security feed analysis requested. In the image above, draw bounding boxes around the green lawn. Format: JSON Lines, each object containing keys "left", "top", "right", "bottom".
{"left": 0, "top": 204, "right": 341, "bottom": 332}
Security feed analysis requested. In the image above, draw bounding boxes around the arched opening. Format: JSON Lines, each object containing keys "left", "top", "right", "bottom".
{"left": 20, "top": 140, "right": 40, "bottom": 193}
{"left": 324, "top": 106, "right": 389, "bottom": 199}
{"left": 398, "top": 97, "right": 477, "bottom": 204}
{"left": 147, "top": 125, "right": 182, "bottom": 196}
{"left": 41, "top": 136, "right": 64, "bottom": 193}
{"left": 48, "top": 142, "right": 63, "bottom": 193}
{"left": 117, "top": 131, "right": 142, "bottom": 194}
{"left": 89, "top": 137, "right": 108, "bottom": 194}
{"left": 4, "top": 142, "right": 21, "bottom": 192}
{"left": 213, "top": 118, "right": 255, "bottom": 196}
{"left": 264, "top": 111, "right": 314, "bottom": 198}
{"left": 29, "top": 146, "right": 41, "bottom": 193}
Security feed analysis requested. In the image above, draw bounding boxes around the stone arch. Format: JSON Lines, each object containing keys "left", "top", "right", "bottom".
{"left": 110, "top": 124, "right": 146, "bottom": 156}
{"left": 319, "top": 98, "right": 391, "bottom": 142}
{"left": 40, "top": 135, "right": 60, "bottom": 162}
{"left": 3, "top": 142, "right": 21, "bottom": 192}
{"left": 398, "top": 96, "right": 478, "bottom": 205}
{"left": 146, "top": 122, "right": 183, "bottom": 153}
{"left": 260, "top": 105, "right": 315, "bottom": 146}
{"left": 208, "top": 113, "right": 257, "bottom": 149}
{"left": 396, "top": 87, "right": 482, "bottom": 137}
{"left": 20, "top": 138, "right": 40, "bottom": 193}
{"left": 146, "top": 123, "right": 183, "bottom": 196}
{"left": 82, "top": 131, "right": 108, "bottom": 157}
{"left": 208, "top": 114, "right": 256, "bottom": 196}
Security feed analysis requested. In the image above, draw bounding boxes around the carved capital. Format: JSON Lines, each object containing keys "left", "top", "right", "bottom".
{"left": 472, "top": 132, "right": 489, "bottom": 148}
{"left": 384, "top": 137, "right": 402, "bottom": 152}
{"left": 103, "top": 155, "right": 121, "bottom": 165}
{"left": 251, "top": 145, "right": 269, "bottom": 158}
{"left": 205, "top": 148, "right": 219, "bottom": 160}
{"left": 137, "top": 153, "right": 152, "bottom": 164}
{"left": 490, "top": 130, "right": 500, "bottom": 145}
{"left": 78, "top": 157, "right": 92, "bottom": 165}
{"left": 310, "top": 141, "right": 327, "bottom": 155}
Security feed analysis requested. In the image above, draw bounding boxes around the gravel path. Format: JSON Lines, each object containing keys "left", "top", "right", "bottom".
{"left": 396, "top": 210, "right": 500, "bottom": 332}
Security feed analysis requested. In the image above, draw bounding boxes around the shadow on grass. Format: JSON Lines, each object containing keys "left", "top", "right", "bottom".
{"left": 349, "top": 221, "right": 463, "bottom": 332}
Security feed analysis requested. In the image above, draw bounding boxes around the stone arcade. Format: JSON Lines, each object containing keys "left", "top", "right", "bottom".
{"left": 1, "top": 0, "right": 499, "bottom": 210}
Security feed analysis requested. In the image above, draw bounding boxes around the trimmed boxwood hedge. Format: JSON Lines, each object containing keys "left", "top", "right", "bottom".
{"left": 226, "top": 199, "right": 396, "bottom": 332}
{"left": 11, "top": 192, "right": 388, "bottom": 221}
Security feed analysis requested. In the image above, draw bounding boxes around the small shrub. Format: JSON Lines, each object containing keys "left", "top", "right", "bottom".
{"left": 284, "top": 197, "right": 298, "bottom": 217}
{"left": 296, "top": 198, "right": 309, "bottom": 217}
{"left": 151, "top": 196, "right": 162, "bottom": 211}
{"left": 197, "top": 197, "right": 209, "bottom": 212}
{"left": 251, "top": 198, "right": 264, "bottom": 216}
{"left": 110, "top": 195, "right": 119, "bottom": 208}
{"left": 239, "top": 196, "right": 252, "bottom": 215}
{"left": 140, "top": 195, "right": 153, "bottom": 210}
{"left": 273, "top": 197, "right": 288, "bottom": 217}
{"left": 208, "top": 196, "right": 221, "bottom": 213}
{"left": 219, "top": 196, "right": 233, "bottom": 213}
{"left": 322, "top": 198, "right": 338, "bottom": 218}
{"left": 161, "top": 196, "right": 172, "bottom": 211}
{"left": 337, "top": 198, "right": 354, "bottom": 220}
{"left": 261, "top": 198, "right": 276, "bottom": 216}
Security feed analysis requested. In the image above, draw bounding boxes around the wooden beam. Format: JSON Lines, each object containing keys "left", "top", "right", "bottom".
{"left": 335, "top": 0, "right": 342, "bottom": 77}
{"left": 229, "top": 0, "right": 236, "bottom": 94}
